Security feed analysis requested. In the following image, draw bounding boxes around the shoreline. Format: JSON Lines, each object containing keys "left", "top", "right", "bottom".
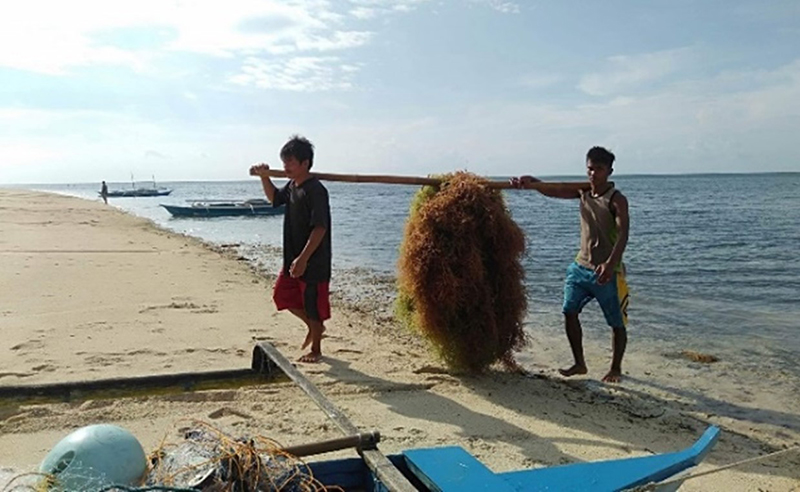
{"left": 0, "top": 189, "right": 798, "bottom": 490}
{"left": 236, "top": 241, "right": 800, "bottom": 450}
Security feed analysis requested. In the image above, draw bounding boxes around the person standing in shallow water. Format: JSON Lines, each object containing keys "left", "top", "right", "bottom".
{"left": 100, "top": 181, "right": 108, "bottom": 204}
{"left": 250, "top": 135, "right": 332, "bottom": 363}
{"left": 511, "top": 146, "right": 630, "bottom": 383}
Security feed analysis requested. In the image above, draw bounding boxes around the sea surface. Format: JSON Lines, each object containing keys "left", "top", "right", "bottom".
{"left": 27, "top": 173, "right": 800, "bottom": 431}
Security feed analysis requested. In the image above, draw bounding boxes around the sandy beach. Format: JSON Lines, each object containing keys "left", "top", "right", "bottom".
{"left": 0, "top": 189, "right": 797, "bottom": 491}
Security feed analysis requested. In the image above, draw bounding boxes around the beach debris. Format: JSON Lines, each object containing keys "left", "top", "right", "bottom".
{"left": 38, "top": 424, "right": 147, "bottom": 491}
{"left": 662, "top": 350, "right": 720, "bottom": 364}
{"left": 396, "top": 172, "right": 528, "bottom": 373}
{"left": 6, "top": 422, "right": 338, "bottom": 491}
{"left": 681, "top": 350, "right": 720, "bottom": 364}
{"left": 144, "top": 421, "right": 335, "bottom": 491}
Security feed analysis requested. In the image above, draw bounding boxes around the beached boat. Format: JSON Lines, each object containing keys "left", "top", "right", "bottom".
{"left": 160, "top": 199, "right": 284, "bottom": 217}
{"left": 304, "top": 426, "right": 719, "bottom": 491}
{"left": 105, "top": 187, "right": 173, "bottom": 197}
{"left": 250, "top": 342, "right": 720, "bottom": 492}
{"left": 8, "top": 342, "right": 721, "bottom": 492}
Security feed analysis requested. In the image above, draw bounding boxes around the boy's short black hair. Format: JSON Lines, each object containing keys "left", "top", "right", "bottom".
{"left": 280, "top": 135, "right": 315, "bottom": 169}
{"left": 586, "top": 146, "right": 615, "bottom": 169}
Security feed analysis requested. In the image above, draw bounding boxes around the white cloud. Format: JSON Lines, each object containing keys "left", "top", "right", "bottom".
{"left": 0, "top": 1, "right": 370, "bottom": 77}
{"left": 347, "top": 0, "right": 431, "bottom": 19}
{"left": 350, "top": 7, "right": 379, "bottom": 19}
{"left": 468, "top": 0, "right": 521, "bottom": 14}
{"left": 0, "top": 143, "right": 59, "bottom": 169}
{"left": 230, "top": 56, "right": 360, "bottom": 91}
{"left": 311, "top": 58, "right": 800, "bottom": 176}
{"left": 3, "top": 57, "right": 799, "bottom": 183}
{"left": 578, "top": 47, "right": 696, "bottom": 96}
{"left": 0, "top": 106, "right": 293, "bottom": 182}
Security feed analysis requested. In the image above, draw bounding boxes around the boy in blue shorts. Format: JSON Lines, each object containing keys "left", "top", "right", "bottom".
{"left": 512, "top": 147, "right": 630, "bottom": 383}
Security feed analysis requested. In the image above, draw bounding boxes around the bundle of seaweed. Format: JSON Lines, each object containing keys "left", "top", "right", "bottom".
{"left": 396, "top": 172, "right": 528, "bottom": 373}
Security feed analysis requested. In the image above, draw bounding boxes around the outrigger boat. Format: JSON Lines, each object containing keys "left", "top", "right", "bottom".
{"left": 160, "top": 199, "right": 283, "bottom": 217}
{"left": 106, "top": 187, "right": 172, "bottom": 197}
{"left": 251, "top": 343, "right": 720, "bottom": 492}
{"left": 305, "top": 431, "right": 718, "bottom": 491}
{"left": 103, "top": 175, "right": 172, "bottom": 197}
{"left": 5, "top": 343, "right": 721, "bottom": 491}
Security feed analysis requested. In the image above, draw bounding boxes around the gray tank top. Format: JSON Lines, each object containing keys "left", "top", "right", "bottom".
{"left": 575, "top": 185, "right": 621, "bottom": 270}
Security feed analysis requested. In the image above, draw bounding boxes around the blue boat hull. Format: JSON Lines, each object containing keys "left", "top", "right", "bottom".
{"left": 161, "top": 203, "right": 284, "bottom": 217}
{"left": 307, "top": 426, "right": 720, "bottom": 492}
{"left": 308, "top": 455, "right": 424, "bottom": 492}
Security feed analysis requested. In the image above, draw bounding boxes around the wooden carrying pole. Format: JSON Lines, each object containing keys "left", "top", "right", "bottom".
{"left": 253, "top": 169, "right": 591, "bottom": 193}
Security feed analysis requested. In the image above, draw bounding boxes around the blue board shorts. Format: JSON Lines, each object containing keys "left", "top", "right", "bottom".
{"left": 563, "top": 262, "right": 629, "bottom": 329}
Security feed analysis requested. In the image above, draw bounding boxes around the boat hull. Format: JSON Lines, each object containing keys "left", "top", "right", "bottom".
{"left": 306, "top": 426, "right": 720, "bottom": 491}
{"left": 106, "top": 189, "right": 172, "bottom": 197}
{"left": 160, "top": 203, "right": 284, "bottom": 217}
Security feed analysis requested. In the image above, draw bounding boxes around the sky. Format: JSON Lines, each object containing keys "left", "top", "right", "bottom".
{"left": 1, "top": 0, "right": 799, "bottom": 184}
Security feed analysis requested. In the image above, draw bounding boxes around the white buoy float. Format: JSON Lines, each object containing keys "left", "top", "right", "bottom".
{"left": 39, "top": 424, "right": 147, "bottom": 491}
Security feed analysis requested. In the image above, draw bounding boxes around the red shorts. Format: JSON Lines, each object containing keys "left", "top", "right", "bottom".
{"left": 273, "top": 270, "right": 331, "bottom": 321}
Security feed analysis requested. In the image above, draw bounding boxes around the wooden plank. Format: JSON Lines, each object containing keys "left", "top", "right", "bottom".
{"left": 403, "top": 446, "right": 516, "bottom": 492}
{"left": 253, "top": 343, "right": 420, "bottom": 492}
{"left": 253, "top": 342, "right": 359, "bottom": 435}
{"left": 0, "top": 368, "right": 264, "bottom": 403}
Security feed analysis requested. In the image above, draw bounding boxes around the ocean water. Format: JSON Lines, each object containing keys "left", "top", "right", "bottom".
{"left": 29, "top": 173, "right": 800, "bottom": 427}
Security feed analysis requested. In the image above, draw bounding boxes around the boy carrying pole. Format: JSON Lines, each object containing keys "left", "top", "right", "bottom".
{"left": 250, "top": 136, "right": 332, "bottom": 363}
{"left": 513, "top": 146, "right": 630, "bottom": 383}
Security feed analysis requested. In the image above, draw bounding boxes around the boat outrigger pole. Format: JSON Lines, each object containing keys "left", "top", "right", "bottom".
{"left": 252, "top": 342, "right": 419, "bottom": 492}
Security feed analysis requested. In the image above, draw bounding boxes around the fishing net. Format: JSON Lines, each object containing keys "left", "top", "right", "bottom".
{"left": 396, "top": 172, "right": 528, "bottom": 373}
{"left": 2, "top": 422, "right": 341, "bottom": 492}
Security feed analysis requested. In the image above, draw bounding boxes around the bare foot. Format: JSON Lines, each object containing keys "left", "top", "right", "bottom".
{"left": 297, "top": 351, "right": 322, "bottom": 363}
{"left": 301, "top": 325, "right": 327, "bottom": 350}
{"left": 602, "top": 369, "right": 622, "bottom": 383}
{"left": 558, "top": 364, "right": 588, "bottom": 377}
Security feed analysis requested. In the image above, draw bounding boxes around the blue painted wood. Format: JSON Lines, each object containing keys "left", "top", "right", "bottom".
{"left": 308, "top": 454, "right": 426, "bottom": 492}
{"left": 403, "top": 446, "right": 517, "bottom": 492}
{"left": 498, "top": 426, "right": 720, "bottom": 492}
{"left": 305, "top": 427, "right": 719, "bottom": 491}
{"left": 308, "top": 457, "right": 372, "bottom": 490}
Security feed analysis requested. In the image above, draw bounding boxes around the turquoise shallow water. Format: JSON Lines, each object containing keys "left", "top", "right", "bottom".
{"left": 28, "top": 173, "right": 800, "bottom": 431}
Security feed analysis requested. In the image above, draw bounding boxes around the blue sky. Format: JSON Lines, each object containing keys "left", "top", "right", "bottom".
{"left": 1, "top": 0, "right": 799, "bottom": 184}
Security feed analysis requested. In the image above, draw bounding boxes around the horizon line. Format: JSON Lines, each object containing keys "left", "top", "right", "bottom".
{"left": 3, "top": 170, "right": 799, "bottom": 187}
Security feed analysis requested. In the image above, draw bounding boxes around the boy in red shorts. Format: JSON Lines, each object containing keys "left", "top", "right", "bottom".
{"left": 250, "top": 135, "right": 331, "bottom": 363}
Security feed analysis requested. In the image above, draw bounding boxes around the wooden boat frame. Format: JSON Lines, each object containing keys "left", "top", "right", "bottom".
{"left": 251, "top": 343, "right": 720, "bottom": 492}
{"left": 1, "top": 343, "right": 720, "bottom": 491}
